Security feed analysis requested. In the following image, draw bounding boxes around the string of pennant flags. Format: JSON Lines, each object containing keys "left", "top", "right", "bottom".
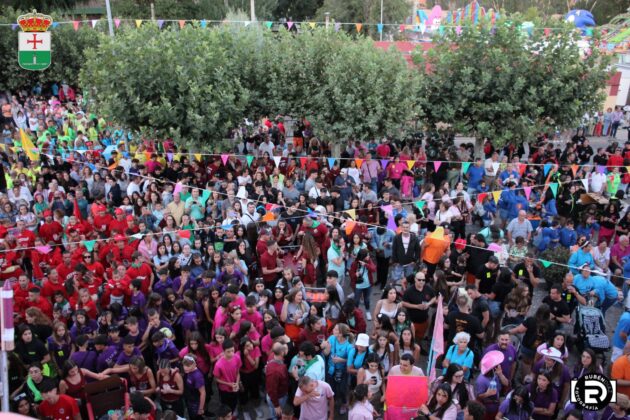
{"left": 6, "top": 158, "right": 617, "bottom": 280}
{"left": 1, "top": 17, "right": 589, "bottom": 36}
{"left": 34, "top": 141, "right": 630, "bottom": 171}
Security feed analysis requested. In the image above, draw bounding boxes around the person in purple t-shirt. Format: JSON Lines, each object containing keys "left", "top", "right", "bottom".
{"left": 130, "top": 279, "right": 147, "bottom": 312}
{"left": 173, "top": 299, "right": 198, "bottom": 348}
{"left": 483, "top": 332, "right": 518, "bottom": 389}
{"left": 183, "top": 354, "right": 207, "bottom": 419}
{"left": 531, "top": 352, "right": 571, "bottom": 407}
{"left": 70, "top": 334, "right": 97, "bottom": 371}
{"left": 152, "top": 268, "right": 174, "bottom": 298}
{"left": 94, "top": 334, "right": 119, "bottom": 373}
{"left": 106, "top": 335, "right": 142, "bottom": 377}
{"left": 528, "top": 371, "right": 558, "bottom": 420}
{"left": 151, "top": 331, "right": 180, "bottom": 366}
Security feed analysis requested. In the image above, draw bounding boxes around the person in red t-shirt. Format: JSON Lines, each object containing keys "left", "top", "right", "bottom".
{"left": 41, "top": 269, "right": 67, "bottom": 301}
{"left": 25, "top": 286, "right": 53, "bottom": 318}
{"left": 126, "top": 252, "right": 154, "bottom": 294}
{"left": 13, "top": 274, "right": 33, "bottom": 311}
{"left": 109, "top": 208, "right": 129, "bottom": 235}
{"left": 55, "top": 252, "right": 75, "bottom": 284}
{"left": 111, "top": 235, "right": 136, "bottom": 265}
{"left": 15, "top": 220, "right": 36, "bottom": 250}
{"left": 260, "top": 239, "right": 283, "bottom": 289}
{"left": 39, "top": 210, "right": 64, "bottom": 245}
{"left": 93, "top": 204, "right": 113, "bottom": 235}
{"left": 38, "top": 379, "right": 81, "bottom": 420}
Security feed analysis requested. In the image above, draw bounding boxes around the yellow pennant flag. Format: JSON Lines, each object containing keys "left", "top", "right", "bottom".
{"left": 308, "top": 22, "right": 316, "bottom": 29}
{"left": 406, "top": 160, "right": 415, "bottom": 170}
{"left": 492, "top": 190, "right": 502, "bottom": 204}
{"left": 20, "top": 129, "right": 39, "bottom": 161}
{"left": 194, "top": 153, "right": 202, "bottom": 162}
{"left": 346, "top": 209, "right": 356, "bottom": 220}
{"left": 135, "top": 19, "right": 142, "bottom": 28}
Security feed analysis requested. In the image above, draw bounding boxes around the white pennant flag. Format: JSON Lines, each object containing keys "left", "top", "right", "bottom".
{"left": 420, "top": 22, "right": 426, "bottom": 34}
{"left": 273, "top": 156, "right": 281, "bottom": 168}
{"left": 492, "top": 162, "right": 500, "bottom": 175}
{"left": 581, "top": 178, "right": 589, "bottom": 192}
{"left": 91, "top": 19, "right": 98, "bottom": 28}
{"left": 131, "top": 233, "right": 144, "bottom": 240}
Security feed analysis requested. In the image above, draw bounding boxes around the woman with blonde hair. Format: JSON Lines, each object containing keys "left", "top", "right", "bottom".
{"left": 322, "top": 323, "right": 355, "bottom": 414}
{"left": 47, "top": 321, "right": 74, "bottom": 372}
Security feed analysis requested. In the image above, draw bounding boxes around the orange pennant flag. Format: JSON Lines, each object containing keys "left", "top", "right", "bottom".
{"left": 571, "top": 164, "right": 579, "bottom": 177}
{"left": 345, "top": 220, "right": 356, "bottom": 236}
{"left": 355, "top": 158, "right": 363, "bottom": 169}
{"left": 356, "top": 23, "right": 363, "bottom": 32}
{"left": 178, "top": 20, "right": 186, "bottom": 29}
{"left": 108, "top": 162, "right": 118, "bottom": 170}
{"left": 262, "top": 212, "right": 276, "bottom": 222}
{"left": 406, "top": 160, "right": 415, "bottom": 170}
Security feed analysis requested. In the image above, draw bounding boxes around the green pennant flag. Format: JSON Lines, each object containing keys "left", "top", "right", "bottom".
{"left": 540, "top": 259, "right": 552, "bottom": 268}
{"left": 265, "top": 21, "right": 273, "bottom": 29}
{"left": 549, "top": 182, "right": 558, "bottom": 197}
{"left": 246, "top": 155, "right": 254, "bottom": 167}
{"left": 462, "top": 162, "right": 471, "bottom": 173}
{"left": 83, "top": 240, "right": 96, "bottom": 252}
{"left": 414, "top": 200, "right": 425, "bottom": 215}
{"left": 479, "top": 227, "right": 490, "bottom": 236}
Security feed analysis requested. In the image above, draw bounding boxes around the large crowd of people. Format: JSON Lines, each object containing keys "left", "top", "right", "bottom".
{"left": 2, "top": 88, "right": 630, "bottom": 420}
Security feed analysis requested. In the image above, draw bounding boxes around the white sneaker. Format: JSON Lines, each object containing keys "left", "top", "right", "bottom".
{"left": 366, "top": 312, "right": 372, "bottom": 321}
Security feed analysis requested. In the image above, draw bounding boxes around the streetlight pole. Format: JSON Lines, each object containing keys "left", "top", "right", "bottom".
{"left": 380, "top": 0, "right": 383, "bottom": 41}
{"left": 250, "top": 0, "right": 256, "bottom": 22}
{"left": 105, "top": 0, "right": 114, "bottom": 37}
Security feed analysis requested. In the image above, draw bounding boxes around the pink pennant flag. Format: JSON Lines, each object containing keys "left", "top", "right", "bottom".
{"left": 456, "top": 26, "right": 462, "bottom": 35}
{"left": 178, "top": 20, "right": 186, "bottom": 29}
{"left": 221, "top": 154, "right": 229, "bottom": 166}
{"left": 114, "top": 18, "right": 121, "bottom": 28}
{"left": 287, "top": 21, "right": 294, "bottom": 30}
{"left": 173, "top": 182, "right": 183, "bottom": 195}
{"left": 35, "top": 245, "right": 52, "bottom": 254}
{"left": 381, "top": 204, "right": 393, "bottom": 215}
{"left": 433, "top": 161, "right": 442, "bottom": 172}
{"left": 399, "top": 24, "right": 405, "bottom": 33}
{"left": 523, "top": 186, "right": 532, "bottom": 200}
{"left": 73, "top": 21, "right": 80, "bottom": 31}
{"left": 387, "top": 216, "right": 398, "bottom": 233}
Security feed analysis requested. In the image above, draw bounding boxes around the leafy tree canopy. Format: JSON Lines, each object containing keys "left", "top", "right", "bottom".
{"left": 80, "top": 26, "right": 421, "bottom": 149}
{"left": 412, "top": 19, "right": 611, "bottom": 149}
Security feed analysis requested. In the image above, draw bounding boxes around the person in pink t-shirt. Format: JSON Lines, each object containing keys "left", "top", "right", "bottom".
{"left": 294, "top": 375, "right": 335, "bottom": 420}
{"left": 213, "top": 338, "right": 242, "bottom": 412}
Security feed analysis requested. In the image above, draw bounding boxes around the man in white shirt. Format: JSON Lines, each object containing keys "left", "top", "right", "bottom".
{"left": 259, "top": 137, "right": 275, "bottom": 157}
{"left": 240, "top": 201, "right": 260, "bottom": 226}
{"left": 590, "top": 170, "right": 607, "bottom": 194}
{"left": 308, "top": 178, "right": 329, "bottom": 200}
{"left": 484, "top": 152, "right": 499, "bottom": 185}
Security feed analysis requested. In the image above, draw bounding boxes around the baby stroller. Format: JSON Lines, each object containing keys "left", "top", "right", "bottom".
{"left": 575, "top": 305, "right": 610, "bottom": 363}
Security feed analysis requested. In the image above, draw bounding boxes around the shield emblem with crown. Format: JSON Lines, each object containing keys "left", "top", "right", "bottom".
{"left": 17, "top": 10, "right": 52, "bottom": 71}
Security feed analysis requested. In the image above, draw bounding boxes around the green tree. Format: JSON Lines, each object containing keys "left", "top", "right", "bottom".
{"left": 412, "top": 20, "right": 611, "bottom": 151}
{"left": 80, "top": 25, "right": 249, "bottom": 148}
{"left": 80, "top": 26, "right": 420, "bottom": 149}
